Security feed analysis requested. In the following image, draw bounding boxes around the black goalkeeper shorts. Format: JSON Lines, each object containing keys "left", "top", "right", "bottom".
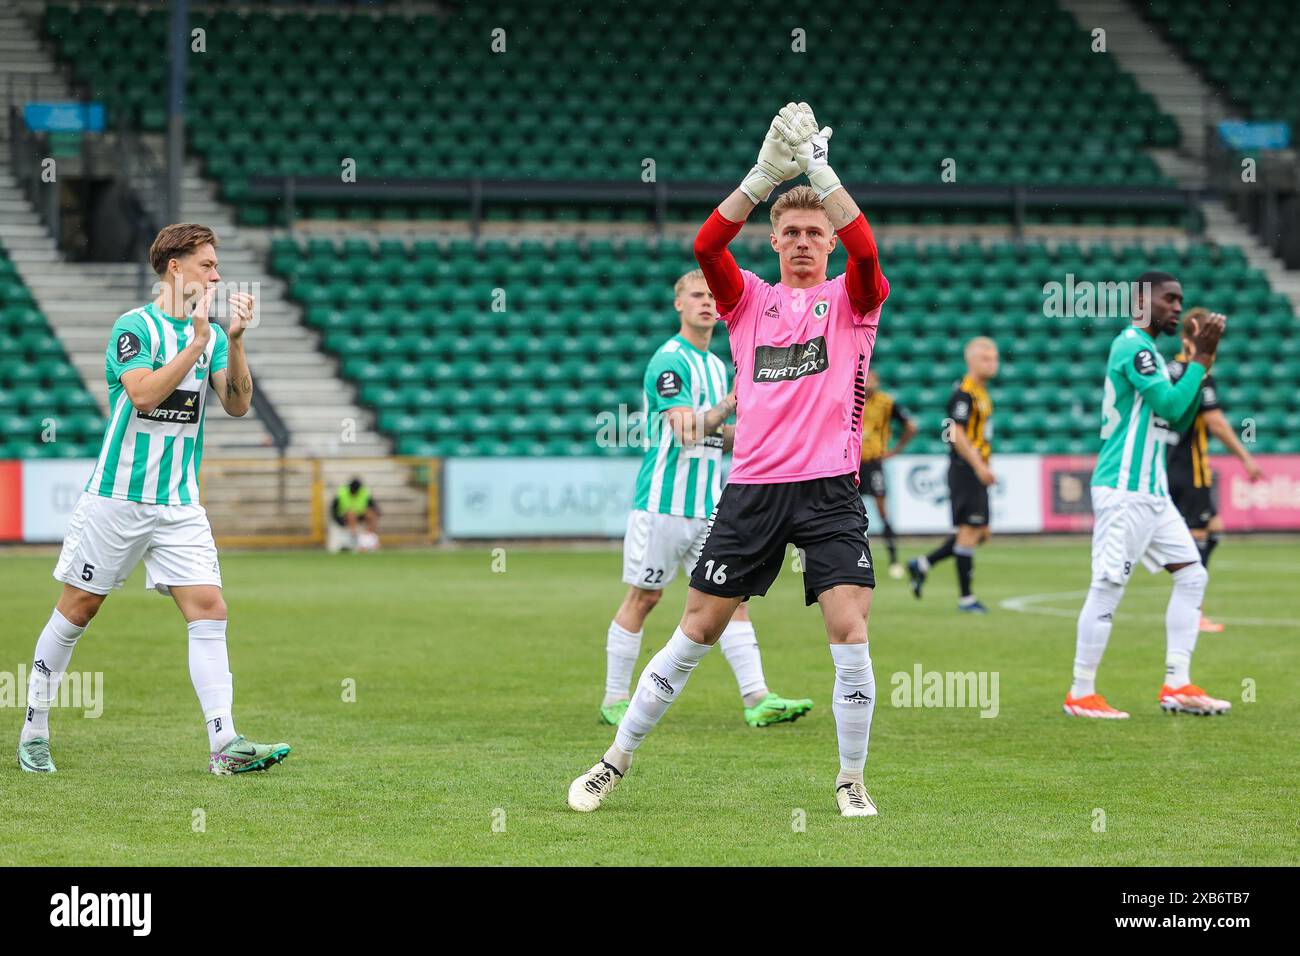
{"left": 689, "top": 473, "right": 875, "bottom": 607}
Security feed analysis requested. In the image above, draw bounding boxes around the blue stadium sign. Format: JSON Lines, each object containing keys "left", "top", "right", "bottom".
{"left": 23, "top": 102, "right": 105, "bottom": 133}
{"left": 1216, "top": 120, "right": 1290, "bottom": 151}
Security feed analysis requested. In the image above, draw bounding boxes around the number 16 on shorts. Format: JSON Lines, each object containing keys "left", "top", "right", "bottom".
{"left": 702, "top": 560, "right": 727, "bottom": 584}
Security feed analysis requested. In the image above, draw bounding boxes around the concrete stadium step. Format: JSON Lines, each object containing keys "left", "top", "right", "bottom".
{"left": 0, "top": 7, "right": 79, "bottom": 107}
{"left": 0, "top": 243, "right": 58, "bottom": 261}
{"left": 0, "top": 222, "right": 57, "bottom": 242}
{"left": 0, "top": 76, "right": 67, "bottom": 98}
{"left": 1057, "top": 0, "right": 1231, "bottom": 185}
{"left": 1202, "top": 200, "right": 1300, "bottom": 305}
{"left": 202, "top": 483, "right": 425, "bottom": 511}
{"left": 0, "top": 198, "right": 40, "bottom": 217}
{"left": 201, "top": 455, "right": 436, "bottom": 539}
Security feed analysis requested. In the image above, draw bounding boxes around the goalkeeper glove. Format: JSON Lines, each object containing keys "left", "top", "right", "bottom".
{"left": 739, "top": 103, "right": 807, "bottom": 204}
{"left": 793, "top": 103, "right": 841, "bottom": 199}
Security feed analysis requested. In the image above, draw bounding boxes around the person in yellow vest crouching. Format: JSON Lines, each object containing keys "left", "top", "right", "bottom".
{"left": 330, "top": 477, "right": 381, "bottom": 553}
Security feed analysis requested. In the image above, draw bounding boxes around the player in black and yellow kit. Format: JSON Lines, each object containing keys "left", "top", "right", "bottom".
{"left": 858, "top": 369, "right": 918, "bottom": 578}
{"left": 908, "top": 337, "right": 999, "bottom": 612}
{"left": 1167, "top": 308, "right": 1264, "bottom": 632}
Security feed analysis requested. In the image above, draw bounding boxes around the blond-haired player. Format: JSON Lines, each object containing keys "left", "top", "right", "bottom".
{"left": 569, "top": 102, "right": 891, "bottom": 817}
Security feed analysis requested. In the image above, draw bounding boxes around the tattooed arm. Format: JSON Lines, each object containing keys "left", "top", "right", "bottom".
{"left": 211, "top": 292, "right": 254, "bottom": 417}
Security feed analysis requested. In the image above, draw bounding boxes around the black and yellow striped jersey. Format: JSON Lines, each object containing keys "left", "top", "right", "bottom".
{"left": 859, "top": 390, "right": 912, "bottom": 462}
{"left": 947, "top": 375, "right": 993, "bottom": 462}
{"left": 1167, "top": 353, "right": 1220, "bottom": 489}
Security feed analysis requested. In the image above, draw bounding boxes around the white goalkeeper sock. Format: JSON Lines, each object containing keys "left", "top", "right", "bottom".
{"left": 188, "top": 619, "right": 236, "bottom": 751}
{"left": 718, "top": 619, "right": 768, "bottom": 706}
{"left": 22, "top": 609, "right": 86, "bottom": 742}
{"left": 1071, "top": 581, "right": 1124, "bottom": 698}
{"left": 612, "top": 627, "right": 711, "bottom": 756}
{"left": 603, "top": 620, "right": 643, "bottom": 706}
{"left": 830, "top": 642, "right": 875, "bottom": 775}
{"left": 1165, "top": 564, "right": 1206, "bottom": 687}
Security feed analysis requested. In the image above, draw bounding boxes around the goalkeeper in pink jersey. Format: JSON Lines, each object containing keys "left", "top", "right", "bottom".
{"left": 568, "top": 103, "right": 890, "bottom": 818}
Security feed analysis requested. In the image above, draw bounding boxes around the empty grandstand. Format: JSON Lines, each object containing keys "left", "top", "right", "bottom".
{"left": 2, "top": 0, "right": 1298, "bottom": 542}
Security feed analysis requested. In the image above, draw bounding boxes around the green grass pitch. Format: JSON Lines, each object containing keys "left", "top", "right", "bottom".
{"left": 1, "top": 538, "right": 1297, "bottom": 866}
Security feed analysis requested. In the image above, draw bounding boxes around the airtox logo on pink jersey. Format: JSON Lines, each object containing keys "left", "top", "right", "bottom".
{"left": 753, "top": 337, "right": 829, "bottom": 382}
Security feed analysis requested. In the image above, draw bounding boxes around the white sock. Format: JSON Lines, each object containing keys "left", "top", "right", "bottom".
{"left": 718, "top": 620, "right": 768, "bottom": 705}
{"left": 23, "top": 609, "right": 86, "bottom": 742}
{"left": 612, "top": 627, "right": 711, "bottom": 755}
{"left": 830, "top": 643, "right": 875, "bottom": 775}
{"left": 188, "top": 619, "right": 236, "bottom": 751}
{"left": 1165, "top": 564, "right": 1206, "bottom": 688}
{"left": 1071, "top": 581, "right": 1124, "bottom": 698}
{"left": 603, "top": 620, "right": 643, "bottom": 706}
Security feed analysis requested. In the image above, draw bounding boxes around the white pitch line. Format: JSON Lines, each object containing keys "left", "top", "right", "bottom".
{"left": 999, "top": 591, "right": 1297, "bottom": 628}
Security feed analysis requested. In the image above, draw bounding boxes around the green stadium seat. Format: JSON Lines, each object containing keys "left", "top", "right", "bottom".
{"left": 41, "top": 0, "right": 1182, "bottom": 224}
{"left": 257, "top": 222, "right": 1300, "bottom": 458}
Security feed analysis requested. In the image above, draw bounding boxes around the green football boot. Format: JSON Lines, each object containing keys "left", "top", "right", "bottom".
{"left": 17, "top": 737, "right": 56, "bottom": 773}
{"left": 744, "top": 692, "right": 814, "bottom": 728}
{"left": 209, "top": 735, "right": 291, "bottom": 775}
{"left": 599, "top": 700, "right": 630, "bottom": 726}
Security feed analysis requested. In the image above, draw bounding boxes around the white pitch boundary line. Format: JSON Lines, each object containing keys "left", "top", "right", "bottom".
{"left": 999, "top": 591, "right": 1297, "bottom": 628}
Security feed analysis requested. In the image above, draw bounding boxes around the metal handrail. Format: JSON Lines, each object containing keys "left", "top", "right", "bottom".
{"left": 247, "top": 175, "right": 1200, "bottom": 239}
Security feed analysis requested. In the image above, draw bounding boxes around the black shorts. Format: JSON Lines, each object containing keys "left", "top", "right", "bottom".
{"left": 1170, "top": 478, "right": 1217, "bottom": 530}
{"left": 690, "top": 473, "right": 875, "bottom": 607}
{"left": 858, "top": 459, "right": 887, "bottom": 498}
{"left": 948, "top": 460, "right": 989, "bottom": 527}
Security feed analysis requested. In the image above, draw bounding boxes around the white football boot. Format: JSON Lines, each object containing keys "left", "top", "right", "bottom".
{"left": 835, "top": 780, "right": 878, "bottom": 817}
{"left": 567, "top": 759, "right": 624, "bottom": 812}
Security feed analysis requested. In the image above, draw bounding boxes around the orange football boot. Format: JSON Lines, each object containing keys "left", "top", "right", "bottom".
{"left": 1063, "top": 692, "right": 1130, "bottom": 719}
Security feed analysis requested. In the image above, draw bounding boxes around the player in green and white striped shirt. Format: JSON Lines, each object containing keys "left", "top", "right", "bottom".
{"left": 19, "top": 224, "right": 291, "bottom": 777}
{"left": 1064, "top": 271, "right": 1232, "bottom": 720}
{"left": 631, "top": 325, "right": 730, "bottom": 519}
{"left": 84, "top": 297, "right": 227, "bottom": 505}
{"left": 598, "top": 270, "right": 812, "bottom": 729}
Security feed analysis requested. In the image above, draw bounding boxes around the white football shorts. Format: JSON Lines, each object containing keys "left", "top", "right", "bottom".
{"left": 621, "top": 508, "right": 709, "bottom": 590}
{"left": 1090, "top": 485, "right": 1201, "bottom": 586}
{"left": 53, "top": 492, "right": 223, "bottom": 595}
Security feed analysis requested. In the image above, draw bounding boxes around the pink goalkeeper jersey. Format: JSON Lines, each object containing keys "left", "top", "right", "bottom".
{"left": 725, "top": 270, "right": 888, "bottom": 484}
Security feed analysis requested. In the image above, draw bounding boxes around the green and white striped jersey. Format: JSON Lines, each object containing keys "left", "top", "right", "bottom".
{"left": 1092, "top": 325, "right": 1204, "bottom": 495}
{"left": 632, "top": 334, "right": 729, "bottom": 518}
{"left": 85, "top": 303, "right": 228, "bottom": 506}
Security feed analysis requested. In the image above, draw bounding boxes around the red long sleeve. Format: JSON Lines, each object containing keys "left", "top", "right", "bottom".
{"left": 837, "top": 213, "right": 887, "bottom": 315}
{"left": 693, "top": 209, "right": 746, "bottom": 315}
